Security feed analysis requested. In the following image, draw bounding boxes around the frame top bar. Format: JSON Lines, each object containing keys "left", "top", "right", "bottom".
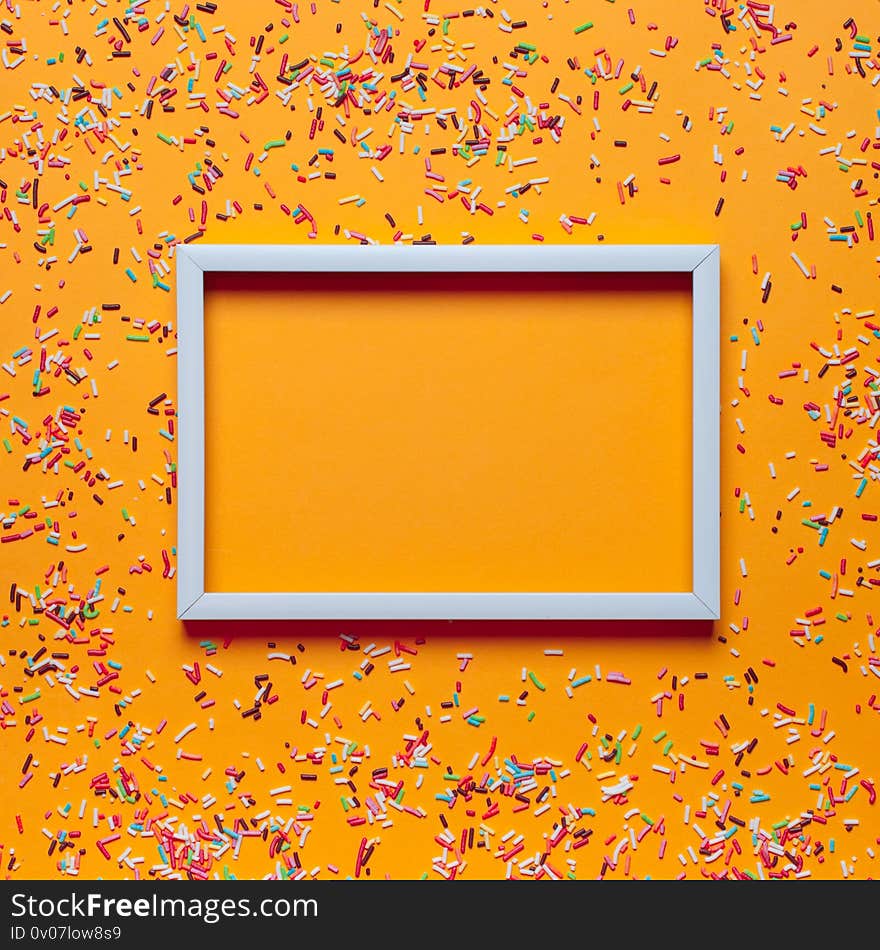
{"left": 177, "top": 243, "right": 717, "bottom": 274}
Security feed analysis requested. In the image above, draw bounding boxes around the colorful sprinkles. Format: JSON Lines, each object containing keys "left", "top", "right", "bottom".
{"left": 1, "top": 2, "right": 879, "bottom": 880}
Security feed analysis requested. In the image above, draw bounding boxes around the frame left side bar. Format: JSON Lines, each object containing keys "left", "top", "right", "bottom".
{"left": 176, "top": 247, "right": 207, "bottom": 619}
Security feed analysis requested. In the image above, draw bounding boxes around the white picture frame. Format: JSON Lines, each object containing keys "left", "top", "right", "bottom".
{"left": 176, "top": 244, "right": 720, "bottom": 621}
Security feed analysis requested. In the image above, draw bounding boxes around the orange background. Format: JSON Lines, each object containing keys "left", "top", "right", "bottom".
{"left": 204, "top": 272, "right": 692, "bottom": 593}
{"left": 0, "top": 1, "right": 878, "bottom": 880}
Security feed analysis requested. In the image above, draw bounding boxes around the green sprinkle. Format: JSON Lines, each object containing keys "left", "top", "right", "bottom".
{"left": 574, "top": 22, "right": 594, "bottom": 34}
{"left": 528, "top": 671, "right": 546, "bottom": 691}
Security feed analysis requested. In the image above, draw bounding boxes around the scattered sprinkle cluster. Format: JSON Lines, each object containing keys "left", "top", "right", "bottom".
{"left": 1, "top": 0, "right": 879, "bottom": 879}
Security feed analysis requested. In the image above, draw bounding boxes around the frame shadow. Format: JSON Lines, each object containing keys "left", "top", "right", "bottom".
{"left": 182, "top": 617, "right": 714, "bottom": 641}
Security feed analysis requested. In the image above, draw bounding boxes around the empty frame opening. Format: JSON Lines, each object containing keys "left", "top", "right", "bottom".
{"left": 203, "top": 270, "right": 693, "bottom": 594}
